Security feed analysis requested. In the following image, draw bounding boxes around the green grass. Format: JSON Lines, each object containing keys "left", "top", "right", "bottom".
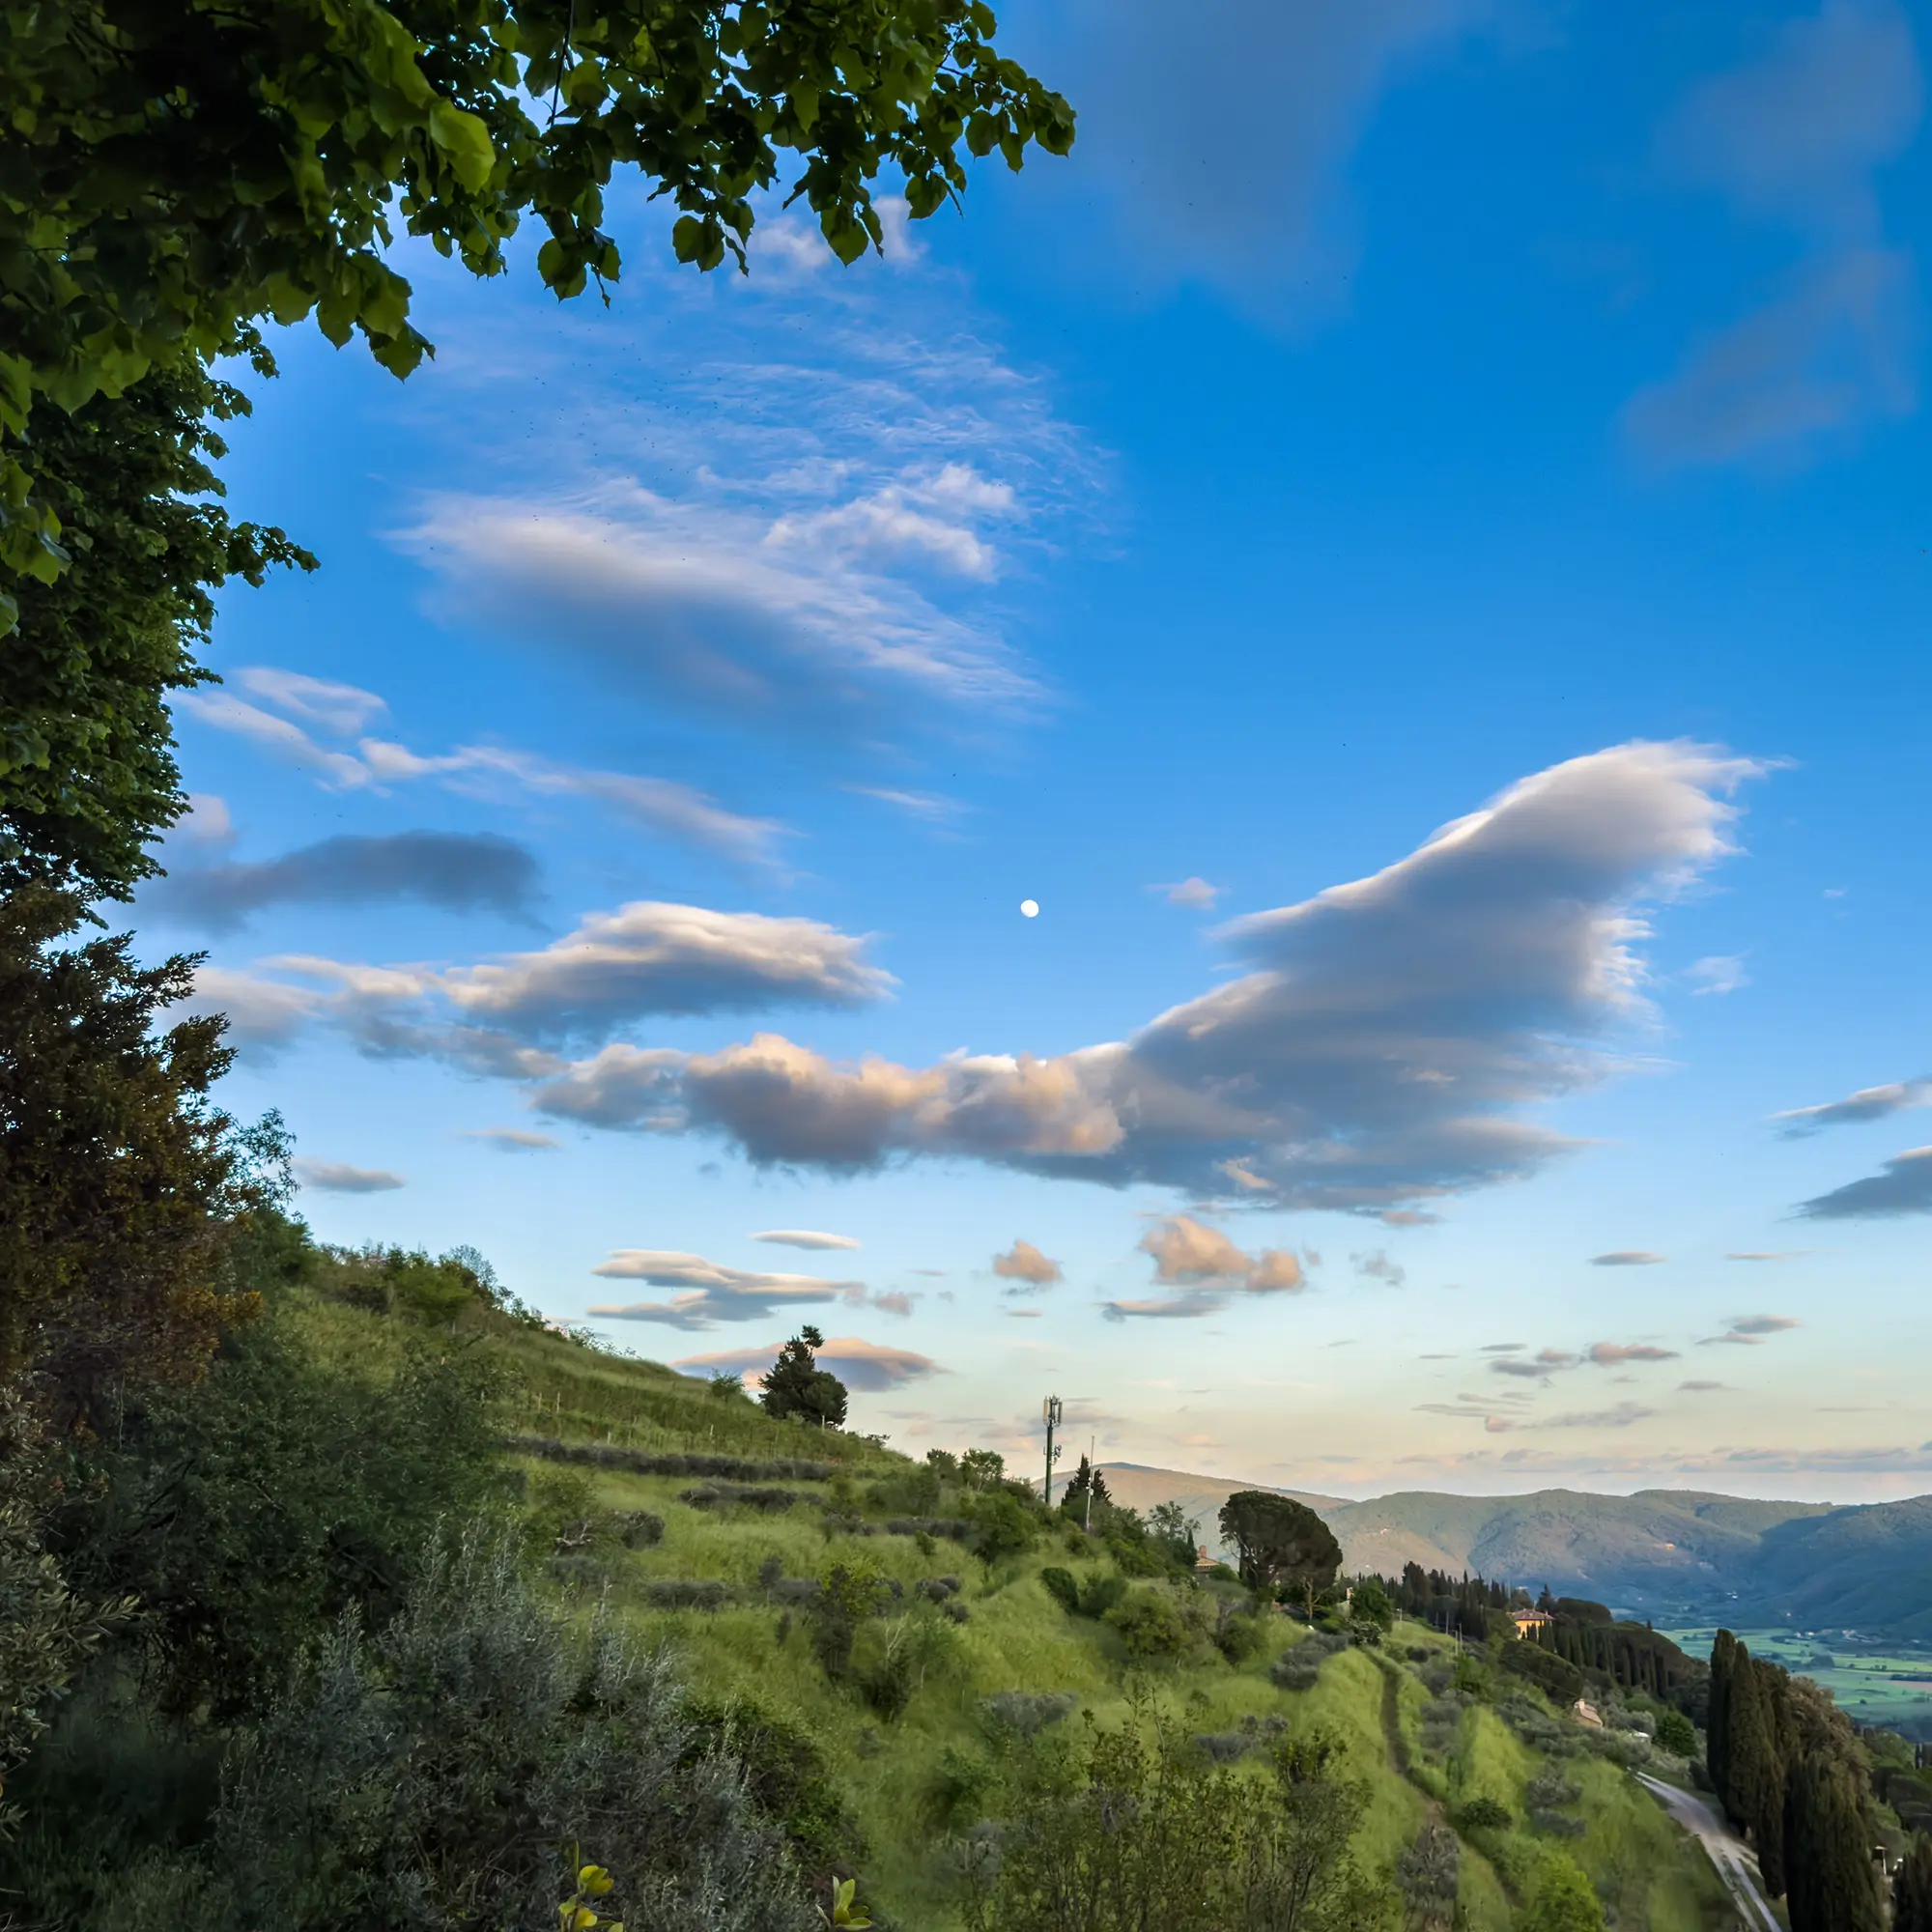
{"left": 1665, "top": 1625, "right": 1932, "bottom": 1730}
{"left": 298, "top": 1289, "right": 1735, "bottom": 1929}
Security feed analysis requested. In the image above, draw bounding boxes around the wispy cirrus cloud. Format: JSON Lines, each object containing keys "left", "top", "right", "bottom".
{"left": 1629, "top": 0, "right": 1923, "bottom": 469}
{"left": 1775, "top": 1075, "right": 1931, "bottom": 1135}
{"left": 181, "top": 673, "right": 787, "bottom": 872}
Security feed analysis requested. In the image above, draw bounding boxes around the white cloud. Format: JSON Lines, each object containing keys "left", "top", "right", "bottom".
{"left": 235, "top": 667, "right": 387, "bottom": 733}
{"left": 1151, "top": 877, "right": 1224, "bottom": 910}
{"left": 462, "top": 1127, "right": 560, "bottom": 1151}
{"left": 1351, "top": 1249, "right": 1406, "bottom": 1288}
{"left": 1700, "top": 1314, "right": 1804, "bottom": 1346}
{"left": 185, "top": 672, "right": 786, "bottom": 871}
{"left": 1039, "top": 0, "right": 1501, "bottom": 320}
{"left": 1798, "top": 1145, "right": 1932, "bottom": 1218}
{"left": 1632, "top": 0, "right": 1922, "bottom": 468}
{"left": 440, "top": 901, "right": 892, "bottom": 1042}
{"left": 179, "top": 794, "right": 234, "bottom": 845}
{"left": 1685, "top": 953, "right": 1748, "bottom": 996}
{"left": 1585, "top": 1342, "right": 1681, "bottom": 1365}
{"left": 1590, "top": 1250, "right": 1665, "bottom": 1266}
{"left": 586, "top": 1250, "right": 858, "bottom": 1328}
{"left": 526, "top": 745, "right": 1761, "bottom": 1212}
{"left": 1105, "top": 1215, "right": 1304, "bottom": 1319}
{"left": 295, "top": 1159, "right": 406, "bottom": 1193}
{"left": 751, "top": 1229, "right": 863, "bottom": 1251}
{"left": 1774, "top": 1075, "right": 1931, "bottom": 1135}
{"left": 669, "top": 1334, "right": 939, "bottom": 1392}
{"left": 992, "top": 1238, "right": 1064, "bottom": 1287}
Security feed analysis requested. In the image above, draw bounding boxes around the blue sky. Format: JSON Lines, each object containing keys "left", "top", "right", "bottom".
{"left": 152, "top": 0, "right": 1932, "bottom": 1501}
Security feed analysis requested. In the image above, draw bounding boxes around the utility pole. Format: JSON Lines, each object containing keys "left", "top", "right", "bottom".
{"left": 1042, "top": 1393, "right": 1063, "bottom": 1507}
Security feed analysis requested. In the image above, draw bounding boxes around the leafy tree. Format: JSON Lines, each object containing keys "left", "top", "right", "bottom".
{"left": 1893, "top": 1833, "right": 1932, "bottom": 1932}
{"left": 2, "top": 366, "right": 312, "bottom": 898}
{"left": 1104, "top": 1587, "right": 1193, "bottom": 1664}
{"left": 1234, "top": 1731, "right": 1387, "bottom": 1932}
{"left": 1218, "top": 1492, "right": 1341, "bottom": 1608}
{"left": 46, "top": 1290, "right": 506, "bottom": 1721}
{"left": 1519, "top": 1855, "right": 1604, "bottom": 1932}
{"left": 959, "top": 1448, "right": 1006, "bottom": 1491}
{"left": 1655, "top": 1704, "right": 1697, "bottom": 1758}
{"left": 2, "top": 0, "right": 1073, "bottom": 892}
{"left": 758, "top": 1327, "right": 847, "bottom": 1428}
{"left": 0, "top": 887, "right": 272, "bottom": 1426}
{"left": 1147, "top": 1498, "right": 1199, "bottom": 1559}
{"left": 972, "top": 1492, "right": 1037, "bottom": 1573}
{"left": 1396, "top": 1823, "right": 1459, "bottom": 1932}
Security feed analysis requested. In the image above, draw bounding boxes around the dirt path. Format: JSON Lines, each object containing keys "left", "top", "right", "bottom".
{"left": 1637, "top": 1774, "right": 1781, "bottom": 1932}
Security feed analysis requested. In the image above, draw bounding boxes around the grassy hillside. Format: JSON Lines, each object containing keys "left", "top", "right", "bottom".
{"left": 452, "top": 1334, "right": 1735, "bottom": 1930}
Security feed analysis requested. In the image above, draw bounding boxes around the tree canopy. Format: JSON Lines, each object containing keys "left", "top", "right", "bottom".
{"left": 2, "top": 0, "right": 1073, "bottom": 595}
{"left": 1216, "top": 1492, "right": 1341, "bottom": 1604}
{"left": 758, "top": 1325, "right": 848, "bottom": 1427}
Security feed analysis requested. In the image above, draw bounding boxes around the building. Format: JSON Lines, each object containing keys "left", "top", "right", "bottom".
{"left": 1510, "top": 1608, "right": 1554, "bottom": 1639}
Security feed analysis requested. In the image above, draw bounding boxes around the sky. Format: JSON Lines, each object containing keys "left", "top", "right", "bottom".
{"left": 149, "top": 0, "right": 1932, "bottom": 1504}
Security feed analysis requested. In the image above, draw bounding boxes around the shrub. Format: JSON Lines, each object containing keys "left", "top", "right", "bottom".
{"left": 972, "top": 1493, "right": 1037, "bottom": 1570}
{"left": 640, "top": 1579, "right": 733, "bottom": 1610}
{"left": 1105, "top": 1587, "right": 1193, "bottom": 1663}
{"left": 1520, "top": 1854, "right": 1605, "bottom": 1932}
{"left": 1038, "top": 1567, "right": 1080, "bottom": 1614}
{"left": 1656, "top": 1705, "right": 1697, "bottom": 1756}
{"left": 980, "top": 1691, "right": 1078, "bottom": 1737}
{"left": 681, "top": 1483, "right": 801, "bottom": 1513}
{"left": 1076, "top": 1573, "right": 1126, "bottom": 1619}
{"left": 1212, "top": 1601, "right": 1268, "bottom": 1665}
{"left": 1454, "top": 1795, "right": 1512, "bottom": 1833}
{"left": 683, "top": 1695, "right": 866, "bottom": 1879}
{"left": 90, "top": 1529, "right": 816, "bottom": 1932}
{"left": 506, "top": 1438, "right": 834, "bottom": 1483}
{"left": 855, "top": 1611, "right": 958, "bottom": 1721}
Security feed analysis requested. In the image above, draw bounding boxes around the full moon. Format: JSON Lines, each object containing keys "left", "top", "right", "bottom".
{"left": 1020, "top": 899, "right": 1039, "bottom": 919}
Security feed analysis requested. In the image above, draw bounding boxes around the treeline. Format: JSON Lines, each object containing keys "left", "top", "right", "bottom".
{"left": 1528, "top": 1611, "right": 1699, "bottom": 1702}
{"left": 1708, "top": 1629, "right": 1889, "bottom": 1932}
{"left": 1384, "top": 1562, "right": 1520, "bottom": 1641}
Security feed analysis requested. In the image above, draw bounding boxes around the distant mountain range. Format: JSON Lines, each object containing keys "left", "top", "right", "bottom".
{"left": 1093, "top": 1463, "right": 1932, "bottom": 1638}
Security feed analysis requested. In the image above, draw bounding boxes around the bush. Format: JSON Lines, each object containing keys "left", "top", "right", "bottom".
{"left": 980, "top": 1691, "right": 1078, "bottom": 1737}
{"left": 1076, "top": 1573, "right": 1126, "bottom": 1619}
{"left": 51, "top": 1313, "right": 505, "bottom": 1721}
{"left": 1454, "top": 1795, "right": 1512, "bottom": 1833}
{"left": 973, "top": 1492, "right": 1038, "bottom": 1569}
{"left": 1656, "top": 1705, "right": 1697, "bottom": 1756}
{"left": 683, "top": 1694, "right": 866, "bottom": 1879}
{"left": 88, "top": 1530, "right": 817, "bottom": 1932}
{"left": 1212, "top": 1601, "right": 1268, "bottom": 1665}
{"left": 1038, "top": 1567, "right": 1080, "bottom": 1614}
{"left": 1105, "top": 1587, "right": 1195, "bottom": 1663}
{"left": 681, "top": 1483, "right": 801, "bottom": 1512}
{"left": 640, "top": 1579, "right": 734, "bottom": 1611}
{"left": 1520, "top": 1854, "right": 1605, "bottom": 1932}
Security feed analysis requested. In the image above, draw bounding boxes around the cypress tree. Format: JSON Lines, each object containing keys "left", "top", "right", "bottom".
{"left": 1708, "top": 1630, "right": 1737, "bottom": 1811}
{"left": 1894, "top": 1833, "right": 1932, "bottom": 1932}
{"left": 1785, "top": 1753, "right": 1885, "bottom": 1932}
{"left": 1750, "top": 1659, "right": 1791, "bottom": 1897}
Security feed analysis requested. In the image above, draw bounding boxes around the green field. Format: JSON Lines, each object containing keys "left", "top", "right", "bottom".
{"left": 1665, "top": 1625, "right": 1932, "bottom": 1733}
{"left": 445, "top": 1311, "right": 1737, "bottom": 1930}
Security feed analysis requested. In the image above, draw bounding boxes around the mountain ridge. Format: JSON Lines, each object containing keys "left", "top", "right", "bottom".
{"left": 1094, "top": 1463, "right": 1930, "bottom": 1631}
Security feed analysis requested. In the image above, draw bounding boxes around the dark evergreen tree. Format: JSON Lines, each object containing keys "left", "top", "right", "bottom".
{"left": 1893, "top": 1833, "right": 1932, "bottom": 1932}
{"left": 1784, "top": 1752, "right": 1885, "bottom": 1932}
{"left": 1708, "top": 1630, "right": 1737, "bottom": 1815}
{"left": 756, "top": 1327, "right": 847, "bottom": 1429}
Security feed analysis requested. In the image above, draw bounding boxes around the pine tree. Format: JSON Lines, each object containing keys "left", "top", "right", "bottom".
{"left": 1893, "top": 1833, "right": 1932, "bottom": 1932}
{"left": 1749, "top": 1658, "right": 1792, "bottom": 1896}
{"left": 1785, "top": 1753, "right": 1885, "bottom": 1932}
{"left": 757, "top": 1326, "right": 848, "bottom": 1428}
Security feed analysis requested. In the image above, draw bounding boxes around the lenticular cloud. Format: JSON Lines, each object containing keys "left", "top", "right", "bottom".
{"left": 533, "top": 741, "right": 1762, "bottom": 1212}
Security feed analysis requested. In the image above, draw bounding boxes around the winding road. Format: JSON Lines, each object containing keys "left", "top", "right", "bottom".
{"left": 1637, "top": 1774, "right": 1780, "bottom": 1932}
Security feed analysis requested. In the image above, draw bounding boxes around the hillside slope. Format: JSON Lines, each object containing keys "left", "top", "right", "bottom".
{"left": 1734, "top": 1495, "right": 1932, "bottom": 1639}
{"left": 506, "top": 1360, "right": 1727, "bottom": 1929}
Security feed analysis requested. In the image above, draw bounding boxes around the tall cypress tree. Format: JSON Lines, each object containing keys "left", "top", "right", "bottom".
{"left": 1785, "top": 1754, "right": 1885, "bottom": 1932}
{"left": 1709, "top": 1630, "right": 1737, "bottom": 1811}
{"left": 1750, "top": 1658, "right": 1792, "bottom": 1897}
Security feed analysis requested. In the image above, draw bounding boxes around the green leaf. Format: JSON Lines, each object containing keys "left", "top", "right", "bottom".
{"left": 429, "top": 100, "right": 496, "bottom": 192}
